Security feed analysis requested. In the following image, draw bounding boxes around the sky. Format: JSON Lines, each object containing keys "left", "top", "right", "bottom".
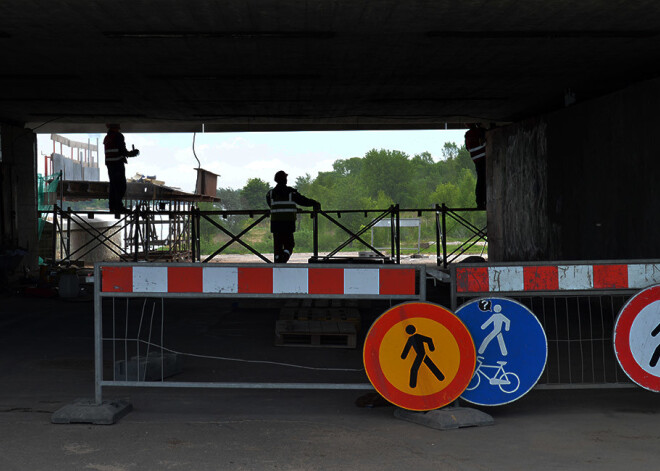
{"left": 37, "top": 129, "right": 467, "bottom": 193}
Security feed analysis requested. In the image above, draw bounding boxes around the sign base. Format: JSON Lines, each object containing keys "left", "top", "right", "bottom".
{"left": 51, "top": 398, "right": 132, "bottom": 425}
{"left": 394, "top": 406, "right": 494, "bottom": 430}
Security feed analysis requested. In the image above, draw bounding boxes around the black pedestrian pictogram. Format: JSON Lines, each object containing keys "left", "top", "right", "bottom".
{"left": 650, "top": 322, "right": 660, "bottom": 367}
{"left": 401, "top": 324, "right": 445, "bottom": 388}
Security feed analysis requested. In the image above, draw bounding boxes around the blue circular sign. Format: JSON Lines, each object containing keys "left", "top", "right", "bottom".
{"left": 455, "top": 297, "right": 547, "bottom": 406}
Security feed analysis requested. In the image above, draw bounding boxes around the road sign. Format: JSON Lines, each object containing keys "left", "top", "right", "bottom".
{"left": 363, "top": 302, "right": 475, "bottom": 411}
{"left": 614, "top": 284, "right": 660, "bottom": 392}
{"left": 455, "top": 297, "right": 547, "bottom": 406}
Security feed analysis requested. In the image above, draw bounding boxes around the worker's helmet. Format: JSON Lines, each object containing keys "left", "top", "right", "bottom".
{"left": 106, "top": 123, "right": 121, "bottom": 130}
{"left": 274, "top": 170, "right": 288, "bottom": 184}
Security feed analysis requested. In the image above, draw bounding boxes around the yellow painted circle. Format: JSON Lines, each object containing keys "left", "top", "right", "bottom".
{"left": 379, "top": 317, "right": 461, "bottom": 397}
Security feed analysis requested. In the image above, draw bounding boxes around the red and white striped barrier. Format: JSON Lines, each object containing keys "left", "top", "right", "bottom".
{"left": 454, "top": 262, "right": 660, "bottom": 294}
{"left": 100, "top": 264, "right": 421, "bottom": 297}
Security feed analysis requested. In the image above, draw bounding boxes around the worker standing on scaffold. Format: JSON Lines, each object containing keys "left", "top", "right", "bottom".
{"left": 465, "top": 123, "right": 487, "bottom": 210}
{"left": 104, "top": 123, "right": 140, "bottom": 215}
{"left": 266, "top": 170, "right": 320, "bottom": 263}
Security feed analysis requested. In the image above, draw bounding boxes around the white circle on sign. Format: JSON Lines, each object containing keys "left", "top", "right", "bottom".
{"left": 629, "top": 299, "right": 660, "bottom": 376}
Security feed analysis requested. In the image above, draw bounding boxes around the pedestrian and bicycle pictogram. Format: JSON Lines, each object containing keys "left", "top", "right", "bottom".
{"left": 363, "top": 302, "right": 476, "bottom": 411}
{"left": 614, "top": 284, "right": 660, "bottom": 392}
{"left": 455, "top": 297, "right": 547, "bottom": 406}
{"left": 466, "top": 356, "right": 520, "bottom": 394}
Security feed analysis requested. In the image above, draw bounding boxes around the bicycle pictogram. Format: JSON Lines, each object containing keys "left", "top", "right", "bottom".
{"left": 465, "top": 356, "right": 521, "bottom": 394}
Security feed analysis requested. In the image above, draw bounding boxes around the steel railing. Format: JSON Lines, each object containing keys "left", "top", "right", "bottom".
{"left": 39, "top": 204, "right": 487, "bottom": 266}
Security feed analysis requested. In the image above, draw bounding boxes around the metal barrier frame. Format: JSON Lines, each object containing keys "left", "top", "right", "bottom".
{"left": 41, "top": 204, "right": 487, "bottom": 266}
{"left": 449, "top": 260, "right": 660, "bottom": 389}
{"left": 42, "top": 203, "right": 194, "bottom": 264}
{"left": 94, "top": 262, "right": 426, "bottom": 404}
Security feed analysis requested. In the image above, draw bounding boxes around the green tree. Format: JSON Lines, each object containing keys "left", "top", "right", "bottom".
{"left": 242, "top": 178, "right": 270, "bottom": 209}
{"left": 332, "top": 157, "right": 363, "bottom": 176}
{"left": 217, "top": 187, "right": 243, "bottom": 211}
{"left": 295, "top": 173, "right": 312, "bottom": 194}
{"left": 215, "top": 187, "right": 246, "bottom": 232}
{"left": 360, "top": 149, "right": 414, "bottom": 206}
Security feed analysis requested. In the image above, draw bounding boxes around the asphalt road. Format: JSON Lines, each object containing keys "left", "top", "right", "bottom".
{"left": 1, "top": 295, "right": 659, "bottom": 471}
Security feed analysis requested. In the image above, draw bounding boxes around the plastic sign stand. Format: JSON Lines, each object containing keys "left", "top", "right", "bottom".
{"left": 455, "top": 297, "right": 547, "bottom": 406}
{"left": 363, "top": 302, "right": 476, "bottom": 411}
{"left": 614, "top": 284, "right": 660, "bottom": 392}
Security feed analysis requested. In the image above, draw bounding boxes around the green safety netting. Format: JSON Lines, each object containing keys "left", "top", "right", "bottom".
{"left": 37, "top": 172, "right": 60, "bottom": 239}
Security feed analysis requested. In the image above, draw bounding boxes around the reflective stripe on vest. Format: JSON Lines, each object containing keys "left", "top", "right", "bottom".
{"left": 104, "top": 132, "right": 124, "bottom": 164}
{"left": 468, "top": 143, "right": 486, "bottom": 161}
{"left": 269, "top": 192, "right": 297, "bottom": 222}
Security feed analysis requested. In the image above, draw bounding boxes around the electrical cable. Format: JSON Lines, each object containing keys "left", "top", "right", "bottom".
{"left": 104, "top": 337, "right": 364, "bottom": 372}
{"left": 192, "top": 132, "right": 201, "bottom": 168}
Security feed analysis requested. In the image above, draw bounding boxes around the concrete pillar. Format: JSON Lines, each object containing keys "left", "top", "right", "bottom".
{"left": 0, "top": 122, "right": 38, "bottom": 279}
{"left": 487, "top": 77, "right": 660, "bottom": 262}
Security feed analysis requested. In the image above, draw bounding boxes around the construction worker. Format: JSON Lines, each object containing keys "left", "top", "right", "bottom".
{"left": 104, "top": 123, "right": 139, "bottom": 214}
{"left": 266, "top": 170, "right": 320, "bottom": 263}
{"left": 465, "top": 123, "right": 487, "bottom": 209}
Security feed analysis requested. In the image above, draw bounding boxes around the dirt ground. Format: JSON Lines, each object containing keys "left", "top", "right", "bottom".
{"left": 207, "top": 251, "right": 485, "bottom": 266}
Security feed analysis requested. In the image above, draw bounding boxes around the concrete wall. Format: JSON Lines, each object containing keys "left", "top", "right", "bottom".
{"left": 0, "top": 123, "right": 38, "bottom": 278}
{"left": 488, "top": 78, "right": 660, "bottom": 262}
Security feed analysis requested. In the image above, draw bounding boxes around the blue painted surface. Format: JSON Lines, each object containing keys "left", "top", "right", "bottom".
{"left": 456, "top": 297, "right": 547, "bottom": 406}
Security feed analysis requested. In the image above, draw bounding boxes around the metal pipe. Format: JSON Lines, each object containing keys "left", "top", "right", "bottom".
{"left": 94, "top": 264, "right": 103, "bottom": 404}
{"left": 441, "top": 203, "right": 448, "bottom": 269}
{"left": 389, "top": 206, "right": 395, "bottom": 260}
{"left": 395, "top": 204, "right": 400, "bottom": 264}
{"left": 101, "top": 381, "right": 374, "bottom": 390}
{"left": 134, "top": 207, "right": 139, "bottom": 262}
{"left": 52, "top": 205, "right": 58, "bottom": 263}
{"left": 312, "top": 209, "right": 319, "bottom": 260}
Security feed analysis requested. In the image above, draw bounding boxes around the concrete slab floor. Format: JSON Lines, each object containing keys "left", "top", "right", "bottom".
{"left": 1, "top": 296, "right": 659, "bottom": 470}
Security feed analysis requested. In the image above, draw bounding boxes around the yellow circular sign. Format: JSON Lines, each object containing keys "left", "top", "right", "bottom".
{"left": 364, "top": 302, "right": 476, "bottom": 411}
{"left": 379, "top": 317, "right": 461, "bottom": 396}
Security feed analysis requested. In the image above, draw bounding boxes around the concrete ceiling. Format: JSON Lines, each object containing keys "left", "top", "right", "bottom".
{"left": 2, "top": 1, "right": 660, "bottom": 133}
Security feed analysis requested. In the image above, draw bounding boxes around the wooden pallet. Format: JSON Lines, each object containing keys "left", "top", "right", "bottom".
{"left": 274, "top": 320, "right": 357, "bottom": 348}
{"left": 279, "top": 307, "right": 361, "bottom": 332}
{"left": 283, "top": 299, "right": 359, "bottom": 309}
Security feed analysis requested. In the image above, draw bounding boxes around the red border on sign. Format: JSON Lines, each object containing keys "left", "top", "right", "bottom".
{"left": 614, "top": 285, "right": 660, "bottom": 392}
{"left": 363, "top": 302, "right": 475, "bottom": 411}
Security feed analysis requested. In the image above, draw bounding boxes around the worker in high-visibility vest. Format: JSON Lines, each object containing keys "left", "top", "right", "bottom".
{"left": 464, "top": 123, "right": 487, "bottom": 209}
{"left": 104, "top": 123, "right": 140, "bottom": 214}
{"left": 266, "top": 170, "right": 320, "bottom": 263}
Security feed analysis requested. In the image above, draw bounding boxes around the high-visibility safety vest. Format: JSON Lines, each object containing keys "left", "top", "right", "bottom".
{"left": 268, "top": 191, "right": 298, "bottom": 222}
{"left": 465, "top": 128, "right": 486, "bottom": 162}
{"left": 104, "top": 131, "right": 126, "bottom": 164}
{"left": 468, "top": 143, "right": 486, "bottom": 161}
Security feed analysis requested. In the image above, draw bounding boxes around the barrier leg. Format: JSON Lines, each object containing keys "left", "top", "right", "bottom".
{"left": 51, "top": 265, "right": 132, "bottom": 425}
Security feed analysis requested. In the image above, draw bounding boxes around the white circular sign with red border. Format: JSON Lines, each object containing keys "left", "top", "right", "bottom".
{"left": 614, "top": 285, "right": 660, "bottom": 392}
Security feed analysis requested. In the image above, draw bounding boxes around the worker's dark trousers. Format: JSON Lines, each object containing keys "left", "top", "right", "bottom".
{"left": 474, "top": 158, "right": 486, "bottom": 209}
{"left": 106, "top": 162, "right": 127, "bottom": 212}
{"left": 273, "top": 231, "right": 295, "bottom": 263}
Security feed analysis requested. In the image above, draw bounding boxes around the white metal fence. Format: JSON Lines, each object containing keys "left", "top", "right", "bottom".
{"left": 94, "top": 263, "right": 426, "bottom": 404}
{"left": 450, "top": 260, "right": 660, "bottom": 388}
